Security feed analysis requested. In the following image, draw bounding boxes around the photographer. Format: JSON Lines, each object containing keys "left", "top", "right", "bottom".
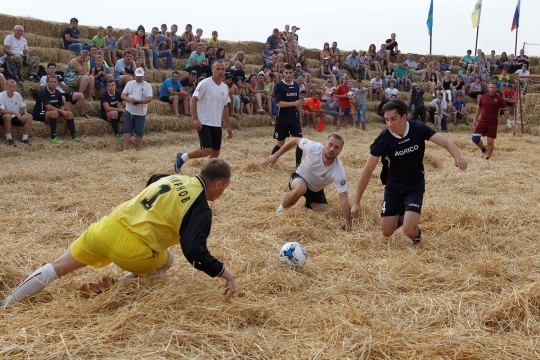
{"left": 409, "top": 83, "right": 426, "bottom": 123}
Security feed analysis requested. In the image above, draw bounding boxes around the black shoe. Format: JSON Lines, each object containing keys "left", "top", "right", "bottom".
{"left": 22, "top": 139, "right": 31, "bottom": 146}
{"left": 412, "top": 228, "right": 422, "bottom": 245}
{"left": 81, "top": 113, "right": 90, "bottom": 119}
{"left": 7, "top": 138, "right": 16, "bottom": 147}
{"left": 28, "top": 75, "right": 39, "bottom": 83}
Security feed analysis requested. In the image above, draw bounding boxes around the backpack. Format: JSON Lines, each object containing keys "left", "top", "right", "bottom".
{"left": 37, "top": 65, "right": 47, "bottom": 78}
{"left": 1, "top": 57, "right": 20, "bottom": 81}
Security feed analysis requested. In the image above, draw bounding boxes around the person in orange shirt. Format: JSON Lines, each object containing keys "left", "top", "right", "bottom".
{"left": 303, "top": 91, "right": 325, "bottom": 128}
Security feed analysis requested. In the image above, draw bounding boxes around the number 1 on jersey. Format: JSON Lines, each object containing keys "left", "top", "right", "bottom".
{"left": 140, "top": 185, "right": 172, "bottom": 210}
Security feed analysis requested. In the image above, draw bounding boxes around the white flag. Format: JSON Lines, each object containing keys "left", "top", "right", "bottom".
{"left": 471, "top": 0, "right": 482, "bottom": 28}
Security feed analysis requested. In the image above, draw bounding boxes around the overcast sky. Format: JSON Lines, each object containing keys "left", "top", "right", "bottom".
{"left": 2, "top": 0, "right": 539, "bottom": 57}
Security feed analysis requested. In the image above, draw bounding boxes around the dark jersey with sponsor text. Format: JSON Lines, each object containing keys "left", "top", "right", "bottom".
{"left": 370, "top": 121, "right": 436, "bottom": 185}
{"left": 274, "top": 80, "right": 300, "bottom": 121}
{"left": 33, "top": 87, "right": 65, "bottom": 113}
{"left": 100, "top": 90, "right": 122, "bottom": 116}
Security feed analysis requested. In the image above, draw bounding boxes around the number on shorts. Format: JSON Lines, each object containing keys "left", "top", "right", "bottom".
{"left": 382, "top": 201, "right": 386, "bottom": 214}
{"left": 140, "top": 184, "right": 172, "bottom": 211}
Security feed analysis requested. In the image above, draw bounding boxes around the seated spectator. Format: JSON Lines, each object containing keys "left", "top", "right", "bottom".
{"left": 0, "top": 70, "right": 5, "bottom": 91}
{"left": 2, "top": 25, "right": 41, "bottom": 82}
{"left": 267, "top": 29, "right": 288, "bottom": 60}
{"left": 147, "top": 27, "right": 173, "bottom": 70}
{"left": 32, "top": 75, "right": 82, "bottom": 143}
{"left": 40, "top": 62, "right": 89, "bottom": 119}
{"left": 0, "top": 79, "right": 33, "bottom": 146}
{"left": 460, "top": 50, "right": 474, "bottom": 70}
{"left": 234, "top": 77, "right": 251, "bottom": 115}
{"left": 262, "top": 42, "right": 276, "bottom": 64}
{"left": 451, "top": 93, "right": 469, "bottom": 126}
{"left": 491, "top": 75, "right": 502, "bottom": 93}
{"left": 180, "top": 70, "right": 198, "bottom": 113}
{"left": 116, "top": 29, "right": 136, "bottom": 55}
{"left": 367, "top": 44, "right": 382, "bottom": 74}
{"left": 376, "top": 95, "right": 397, "bottom": 120}
{"left": 320, "top": 42, "right": 332, "bottom": 62}
{"left": 470, "top": 65, "right": 484, "bottom": 87}
{"left": 325, "top": 94, "right": 339, "bottom": 123}
{"left": 62, "top": 18, "right": 93, "bottom": 55}
{"left": 159, "top": 71, "right": 190, "bottom": 117}
{"left": 516, "top": 49, "right": 530, "bottom": 68}
{"left": 114, "top": 50, "right": 136, "bottom": 86}
{"left": 409, "top": 83, "right": 426, "bottom": 123}
{"left": 230, "top": 61, "right": 246, "bottom": 81}
{"left": 92, "top": 27, "right": 114, "bottom": 67}
{"left": 181, "top": 24, "right": 197, "bottom": 52}
{"left": 488, "top": 50, "right": 497, "bottom": 75}
{"left": 376, "top": 44, "right": 390, "bottom": 71}
{"left": 429, "top": 57, "right": 441, "bottom": 78}
{"left": 477, "top": 51, "right": 490, "bottom": 73}
{"left": 369, "top": 74, "right": 384, "bottom": 101}
{"left": 194, "top": 28, "right": 207, "bottom": 52}
{"left": 330, "top": 42, "right": 344, "bottom": 67}
{"left": 100, "top": 79, "right": 126, "bottom": 140}
{"left": 303, "top": 91, "right": 325, "bottom": 128}
{"left": 133, "top": 26, "right": 154, "bottom": 70}
{"left": 404, "top": 53, "right": 426, "bottom": 82}
{"left": 503, "top": 83, "right": 516, "bottom": 106}
{"left": 319, "top": 58, "right": 337, "bottom": 86}
{"left": 462, "top": 69, "right": 473, "bottom": 94}
{"left": 296, "top": 76, "right": 317, "bottom": 97}
{"left": 429, "top": 92, "right": 448, "bottom": 132}
{"left": 382, "top": 62, "right": 395, "bottom": 89}
{"left": 384, "top": 79, "right": 399, "bottom": 99}
{"left": 385, "top": 33, "right": 401, "bottom": 61}
{"left": 167, "top": 24, "right": 186, "bottom": 59}
{"left": 439, "top": 57, "right": 454, "bottom": 73}
{"left": 344, "top": 49, "right": 361, "bottom": 80}
{"left": 185, "top": 44, "right": 212, "bottom": 78}
{"left": 298, "top": 55, "right": 311, "bottom": 74}
{"left": 90, "top": 54, "right": 111, "bottom": 96}
{"left": 105, "top": 26, "right": 122, "bottom": 65}
{"left": 215, "top": 47, "right": 226, "bottom": 62}
{"left": 205, "top": 46, "right": 216, "bottom": 68}
{"left": 468, "top": 77, "right": 484, "bottom": 104}
{"left": 229, "top": 51, "right": 246, "bottom": 69}
{"left": 507, "top": 54, "right": 519, "bottom": 74}
{"left": 87, "top": 47, "right": 115, "bottom": 84}
{"left": 330, "top": 58, "right": 344, "bottom": 84}
{"left": 208, "top": 30, "right": 220, "bottom": 47}
{"left": 320, "top": 79, "right": 333, "bottom": 101}
{"left": 498, "top": 52, "right": 509, "bottom": 72}
{"left": 357, "top": 50, "right": 371, "bottom": 80}
{"left": 248, "top": 73, "right": 266, "bottom": 114}
{"left": 440, "top": 71, "right": 453, "bottom": 102}
{"left": 451, "top": 74, "right": 466, "bottom": 100}
{"left": 428, "top": 73, "right": 440, "bottom": 97}
{"left": 394, "top": 62, "right": 411, "bottom": 92}
{"left": 499, "top": 68, "right": 511, "bottom": 88}
{"left": 65, "top": 50, "right": 95, "bottom": 101}
{"left": 514, "top": 64, "right": 530, "bottom": 79}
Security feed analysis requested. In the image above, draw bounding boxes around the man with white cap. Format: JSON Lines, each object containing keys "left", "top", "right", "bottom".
{"left": 121, "top": 68, "right": 153, "bottom": 151}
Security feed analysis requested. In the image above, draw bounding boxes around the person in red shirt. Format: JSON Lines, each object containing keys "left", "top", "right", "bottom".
{"left": 502, "top": 84, "right": 516, "bottom": 129}
{"left": 472, "top": 82, "right": 512, "bottom": 159}
{"left": 334, "top": 76, "right": 352, "bottom": 130}
{"left": 303, "top": 91, "right": 325, "bottom": 128}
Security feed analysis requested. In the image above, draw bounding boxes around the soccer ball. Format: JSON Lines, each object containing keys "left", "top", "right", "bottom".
{"left": 347, "top": 91, "right": 354, "bottom": 99}
{"left": 279, "top": 242, "right": 307, "bottom": 267}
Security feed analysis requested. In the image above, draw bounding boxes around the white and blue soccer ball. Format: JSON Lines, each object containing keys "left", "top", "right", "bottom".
{"left": 279, "top": 242, "right": 307, "bottom": 267}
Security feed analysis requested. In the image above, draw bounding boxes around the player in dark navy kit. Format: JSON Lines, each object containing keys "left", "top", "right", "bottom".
{"left": 100, "top": 79, "right": 126, "bottom": 140}
{"left": 271, "top": 63, "right": 305, "bottom": 167}
{"left": 351, "top": 99, "right": 467, "bottom": 244}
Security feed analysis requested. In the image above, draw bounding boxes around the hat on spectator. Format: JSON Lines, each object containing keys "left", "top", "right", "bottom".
{"left": 70, "top": 18, "right": 79, "bottom": 23}
{"left": 190, "top": 70, "right": 198, "bottom": 75}
{"left": 257, "top": 71, "right": 266, "bottom": 77}
{"left": 458, "top": 70, "right": 464, "bottom": 75}
{"left": 295, "top": 63, "right": 301, "bottom": 67}
{"left": 135, "top": 68, "right": 144, "bottom": 76}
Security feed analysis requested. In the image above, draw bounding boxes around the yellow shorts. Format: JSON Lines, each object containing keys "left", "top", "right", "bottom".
{"left": 70, "top": 215, "right": 168, "bottom": 277}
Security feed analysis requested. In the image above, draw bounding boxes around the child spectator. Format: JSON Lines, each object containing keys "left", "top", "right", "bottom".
{"left": 321, "top": 79, "right": 333, "bottom": 101}
{"left": 181, "top": 24, "right": 197, "bottom": 52}
{"left": 90, "top": 54, "right": 110, "bottom": 96}
{"left": 385, "top": 80, "right": 399, "bottom": 99}
{"left": 429, "top": 92, "right": 447, "bottom": 132}
{"left": 369, "top": 74, "right": 383, "bottom": 101}
{"left": 334, "top": 76, "right": 352, "bottom": 130}
{"left": 234, "top": 77, "right": 251, "bottom": 115}
{"left": 105, "top": 26, "right": 121, "bottom": 65}
{"left": 325, "top": 94, "right": 339, "bottom": 123}
{"left": 500, "top": 68, "right": 511, "bottom": 88}
{"left": 215, "top": 47, "right": 226, "bottom": 62}
{"left": 208, "top": 31, "right": 220, "bottom": 47}
{"left": 92, "top": 27, "right": 113, "bottom": 67}
{"left": 428, "top": 73, "right": 440, "bottom": 97}
{"left": 353, "top": 79, "right": 368, "bottom": 131}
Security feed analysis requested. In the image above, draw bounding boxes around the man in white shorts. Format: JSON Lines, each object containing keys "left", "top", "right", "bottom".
{"left": 263, "top": 134, "right": 351, "bottom": 231}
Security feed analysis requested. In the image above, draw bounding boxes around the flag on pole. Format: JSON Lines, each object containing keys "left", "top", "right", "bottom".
{"left": 511, "top": 0, "right": 521, "bottom": 31}
{"left": 471, "top": 0, "right": 482, "bottom": 28}
{"left": 427, "top": 0, "right": 434, "bottom": 35}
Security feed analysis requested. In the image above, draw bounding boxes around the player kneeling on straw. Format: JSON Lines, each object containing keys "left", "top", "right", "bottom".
{"left": 0, "top": 159, "right": 236, "bottom": 307}
{"left": 263, "top": 134, "right": 351, "bottom": 231}
{"left": 351, "top": 99, "right": 467, "bottom": 245}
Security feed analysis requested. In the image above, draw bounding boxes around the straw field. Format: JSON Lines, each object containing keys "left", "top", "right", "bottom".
{"left": 1, "top": 122, "right": 540, "bottom": 359}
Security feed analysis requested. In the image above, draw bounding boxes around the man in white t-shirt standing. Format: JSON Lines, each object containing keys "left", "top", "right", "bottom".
{"left": 0, "top": 79, "right": 33, "bottom": 146}
{"left": 120, "top": 68, "right": 153, "bottom": 151}
{"left": 174, "top": 61, "right": 232, "bottom": 172}
{"left": 2, "top": 25, "right": 41, "bottom": 82}
{"left": 263, "top": 134, "right": 351, "bottom": 231}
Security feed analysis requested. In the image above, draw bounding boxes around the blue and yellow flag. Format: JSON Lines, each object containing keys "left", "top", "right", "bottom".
{"left": 427, "top": 0, "right": 434, "bottom": 35}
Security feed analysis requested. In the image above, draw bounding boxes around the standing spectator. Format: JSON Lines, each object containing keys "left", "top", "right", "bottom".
{"left": 376, "top": 44, "right": 390, "bottom": 71}
{"left": 353, "top": 79, "right": 368, "bottom": 131}
{"left": 3, "top": 25, "right": 41, "bottom": 82}
{"left": 185, "top": 44, "right": 212, "bottom": 78}
{"left": 334, "top": 76, "right": 352, "bottom": 130}
{"left": 367, "top": 44, "right": 382, "bottom": 74}
{"left": 64, "top": 50, "right": 95, "bottom": 101}
{"left": 32, "top": 76, "right": 82, "bottom": 144}
{"left": 0, "top": 79, "right": 33, "bottom": 146}
{"left": 100, "top": 79, "right": 126, "bottom": 140}
{"left": 40, "top": 62, "right": 89, "bottom": 119}
{"left": 147, "top": 27, "right": 173, "bottom": 70}
{"left": 121, "top": 68, "right": 153, "bottom": 151}
{"left": 181, "top": 24, "right": 197, "bottom": 53}
{"left": 409, "top": 83, "right": 426, "bottom": 123}
{"left": 451, "top": 93, "right": 469, "bottom": 126}
{"left": 168, "top": 24, "right": 186, "bottom": 59}
{"left": 173, "top": 61, "right": 233, "bottom": 172}
{"left": 429, "top": 92, "right": 447, "bottom": 132}
{"left": 114, "top": 50, "right": 136, "bottom": 86}
{"left": 405, "top": 53, "right": 426, "bottom": 82}
{"left": 369, "top": 74, "right": 384, "bottom": 101}
{"left": 160, "top": 71, "right": 190, "bottom": 117}
{"left": 133, "top": 26, "right": 154, "bottom": 71}
{"left": 330, "top": 42, "right": 344, "bottom": 67}
{"left": 62, "top": 18, "right": 93, "bottom": 54}
{"left": 385, "top": 33, "right": 401, "bottom": 61}
{"left": 344, "top": 49, "right": 361, "bottom": 80}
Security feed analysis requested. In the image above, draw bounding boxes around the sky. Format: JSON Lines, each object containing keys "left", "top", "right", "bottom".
{"left": 2, "top": 0, "right": 539, "bottom": 57}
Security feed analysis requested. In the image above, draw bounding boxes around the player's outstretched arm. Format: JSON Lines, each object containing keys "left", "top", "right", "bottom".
{"left": 351, "top": 155, "right": 379, "bottom": 218}
{"left": 222, "top": 105, "right": 232, "bottom": 139}
{"left": 219, "top": 268, "right": 236, "bottom": 299}
{"left": 262, "top": 137, "right": 302, "bottom": 166}
{"left": 338, "top": 191, "right": 351, "bottom": 231}
{"left": 429, "top": 134, "right": 468, "bottom": 170}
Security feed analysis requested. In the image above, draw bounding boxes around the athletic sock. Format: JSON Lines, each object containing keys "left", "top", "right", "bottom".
{"left": 111, "top": 119, "right": 119, "bottom": 135}
{"left": 22, "top": 134, "right": 28, "bottom": 141}
{"left": 481, "top": 147, "right": 487, "bottom": 154}
{"left": 2, "top": 263, "right": 58, "bottom": 306}
{"left": 181, "top": 153, "right": 189, "bottom": 162}
{"left": 295, "top": 146, "right": 303, "bottom": 167}
{"left": 66, "top": 119, "right": 76, "bottom": 137}
{"left": 5, "top": 133, "right": 11, "bottom": 140}
{"left": 277, "top": 204, "right": 287, "bottom": 213}
{"left": 49, "top": 118, "right": 58, "bottom": 138}
{"left": 271, "top": 145, "right": 281, "bottom": 155}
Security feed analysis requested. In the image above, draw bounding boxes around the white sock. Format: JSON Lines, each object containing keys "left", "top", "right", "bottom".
{"left": 277, "top": 204, "right": 287, "bottom": 213}
{"left": 507, "top": 119, "right": 512, "bottom": 128}
{"left": 2, "top": 263, "right": 58, "bottom": 306}
{"left": 6, "top": 133, "right": 11, "bottom": 140}
{"left": 181, "top": 153, "right": 189, "bottom": 162}
{"left": 22, "top": 134, "right": 28, "bottom": 141}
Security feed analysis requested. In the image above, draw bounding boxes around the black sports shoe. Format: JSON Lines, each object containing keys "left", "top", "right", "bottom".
{"left": 7, "top": 138, "right": 16, "bottom": 147}
{"left": 412, "top": 228, "right": 422, "bottom": 245}
{"left": 22, "top": 139, "right": 31, "bottom": 146}
{"left": 28, "top": 75, "right": 40, "bottom": 83}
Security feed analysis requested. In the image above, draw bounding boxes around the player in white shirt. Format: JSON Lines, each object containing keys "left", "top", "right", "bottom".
{"left": 0, "top": 79, "right": 33, "bottom": 146}
{"left": 263, "top": 134, "right": 351, "bottom": 230}
{"left": 174, "top": 61, "right": 232, "bottom": 172}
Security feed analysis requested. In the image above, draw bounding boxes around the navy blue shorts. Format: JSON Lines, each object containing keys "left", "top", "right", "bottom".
{"left": 381, "top": 183, "right": 425, "bottom": 217}
{"left": 123, "top": 111, "right": 146, "bottom": 137}
{"left": 339, "top": 107, "right": 351, "bottom": 117}
{"left": 274, "top": 117, "right": 302, "bottom": 141}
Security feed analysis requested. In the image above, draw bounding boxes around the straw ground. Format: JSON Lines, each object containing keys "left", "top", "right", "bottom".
{"left": 1, "top": 122, "right": 540, "bottom": 359}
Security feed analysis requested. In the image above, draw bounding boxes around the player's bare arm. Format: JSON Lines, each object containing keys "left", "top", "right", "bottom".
{"left": 351, "top": 155, "right": 379, "bottom": 218}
